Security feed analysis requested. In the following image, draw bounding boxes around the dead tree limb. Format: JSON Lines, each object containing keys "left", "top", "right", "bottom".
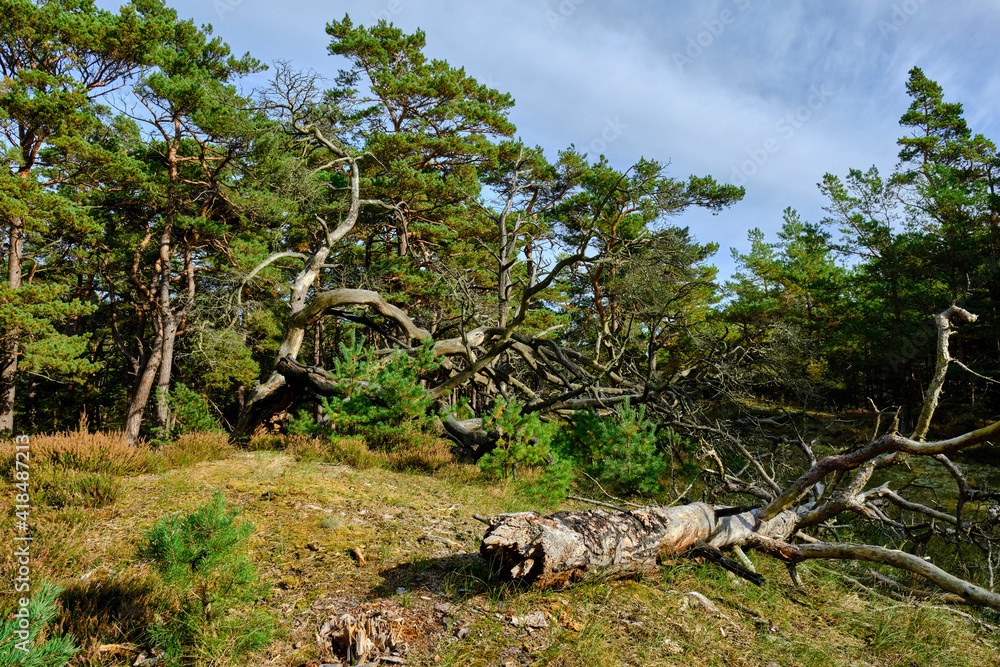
{"left": 480, "top": 503, "right": 718, "bottom": 587}
{"left": 911, "top": 305, "right": 978, "bottom": 441}
{"left": 749, "top": 538, "right": 1000, "bottom": 610}
{"left": 757, "top": 418, "right": 1000, "bottom": 522}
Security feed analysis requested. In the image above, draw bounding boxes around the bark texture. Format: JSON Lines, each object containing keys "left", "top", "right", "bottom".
{"left": 480, "top": 503, "right": 718, "bottom": 587}
{"left": 0, "top": 216, "right": 23, "bottom": 432}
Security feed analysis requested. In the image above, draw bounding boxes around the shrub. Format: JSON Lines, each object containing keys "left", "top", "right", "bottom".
{"left": 517, "top": 453, "right": 577, "bottom": 508}
{"left": 138, "top": 492, "right": 273, "bottom": 665}
{"left": 245, "top": 434, "right": 285, "bottom": 452}
{"left": 319, "top": 333, "right": 440, "bottom": 453}
{"left": 553, "top": 400, "right": 666, "bottom": 497}
{"left": 477, "top": 397, "right": 572, "bottom": 503}
{"left": 35, "top": 468, "right": 121, "bottom": 508}
{"left": 169, "top": 383, "right": 223, "bottom": 434}
{"left": 280, "top": 434, "right": 377, "bottom": 468}
{"left": 382, "top": 436, "right": 455, "bottom": 472}
{"left": 286, "top": 407, "right": 319, "bottom": 436}
{"left": 478, "top": 397, "right": 556, "bottom": 482}
{"left": 0, "top": 429, "right": 148, "bottom": 477}
{"left": 152, "top": 383, "right": 223, "bottom": 445}
{"left": 0, "top": 580, "right": 78, "bottom": 666}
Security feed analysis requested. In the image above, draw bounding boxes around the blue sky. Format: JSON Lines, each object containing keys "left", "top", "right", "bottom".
{"left": 100, "top": 0, "right": 1000, "bottom": 279}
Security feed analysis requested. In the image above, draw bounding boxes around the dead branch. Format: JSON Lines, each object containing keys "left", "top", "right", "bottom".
{"left": 750, "top": 538, "right": 1000, "bottom": 609}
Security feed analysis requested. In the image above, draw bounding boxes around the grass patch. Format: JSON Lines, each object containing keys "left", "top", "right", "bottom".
{"left": 151, "top": 432, "right": 235, "bottom": 471}
{"left": 35, "top": 468, "right": 122, "bottom": 508}
{"left": 266, "top": 433, "right": 456, "bottom": 473}
{"left": 5, "top": 433, "right": 997, "bottom": 666}
{"left": 55, "top": 569, "right": 161, "bottom": 660}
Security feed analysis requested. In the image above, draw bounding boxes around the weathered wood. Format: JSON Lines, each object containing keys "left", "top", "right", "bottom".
{"left": 275, "top": 356, "right": 381, "bottom": 399}
{"left": 754, "top": 539, "right": 1000, "bottom": 610}
{"left": 479, "top": 503, "right": 812, "bottom": 588}
{"left": 480, "top": 503, "right": 717, "bottom": 587}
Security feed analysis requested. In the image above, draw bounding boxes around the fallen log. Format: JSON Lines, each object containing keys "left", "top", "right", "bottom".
{"left": 480, "top": 503, "right": 717, "bottom": 587}
{"left": 480, "top": 503, "right": 805, "bottom": 588}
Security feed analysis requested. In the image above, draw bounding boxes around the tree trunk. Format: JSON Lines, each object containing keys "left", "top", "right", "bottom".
{"left": 155, "top": 314, "right": 178, "bottom": 431}
{"left": 124, "top": 339, "right": 162, "bottom": 445}
{"left": 911, "top": 306, "right": 977, "bottom": 440}
{"left": 313, "top": 320, "right": 324, "bottom": 422}
{"left": 480, "top": 501, "right": 1000, "bottom": 609}
{"left": 0, "top": 216, "right": 23, "bottom": 432}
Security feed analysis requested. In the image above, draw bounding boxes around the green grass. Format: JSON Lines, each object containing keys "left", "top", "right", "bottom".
{"left": 0, "top": 431, "right": 997, "bottom": 666}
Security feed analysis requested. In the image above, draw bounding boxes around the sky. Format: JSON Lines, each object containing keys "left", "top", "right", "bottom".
{"left": 97, "top": 0, "right": 1000, "bottom": 279}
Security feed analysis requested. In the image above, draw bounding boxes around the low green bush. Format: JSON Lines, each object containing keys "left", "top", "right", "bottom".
{"left": 478, "top": 397, "right": 573, "bottom": 505}
{"left": 152, "top": 383, "right": 223, "bottom": 445}
{"left": 319, "top": 334, "right": 440, "bottom": 453}
{"left": 138, "top": 492, "right": 274, "bottom": 665}
{"left": 553, "top": 400, "right": 667, "bottom": 497}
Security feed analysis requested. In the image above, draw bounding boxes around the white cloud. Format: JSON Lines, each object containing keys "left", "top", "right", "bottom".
{"left": 94, "top": 0, "right": 1000, "bottom": 277}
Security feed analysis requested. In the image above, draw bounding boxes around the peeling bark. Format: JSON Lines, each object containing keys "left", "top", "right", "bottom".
{"left": 480, "top": 503, "right": 805, "bottom": 588}
{"left": 480, "top": 497, "right": 1000, "bottom": 610}
{"left": 480, "top": 503, "right": 718, "bottom": 587}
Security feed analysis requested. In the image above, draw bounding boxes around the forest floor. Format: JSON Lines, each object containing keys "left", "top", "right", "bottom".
{"left": 2, "top": 432, "right": 1000, "bottom": 667}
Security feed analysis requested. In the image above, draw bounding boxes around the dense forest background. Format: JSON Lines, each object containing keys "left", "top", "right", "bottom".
{"left": 4, "top": 0, "right": 998, "bottom": 445}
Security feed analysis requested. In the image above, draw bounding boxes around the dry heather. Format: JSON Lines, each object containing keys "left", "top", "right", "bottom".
{"left": 0, "top": 427, "right": 149, "bottom": 477}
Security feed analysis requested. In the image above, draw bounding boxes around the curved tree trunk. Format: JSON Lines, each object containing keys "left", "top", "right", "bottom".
{"left": 124, "top": 337, "right": 162, "bottom": 445}
{"left": 911, "top": 305, "right": 977, "bottom": 441}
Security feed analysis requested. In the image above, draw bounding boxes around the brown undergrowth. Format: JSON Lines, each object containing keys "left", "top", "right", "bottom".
{"left": 0, "top": 430, "right": 997, "bottom": 666}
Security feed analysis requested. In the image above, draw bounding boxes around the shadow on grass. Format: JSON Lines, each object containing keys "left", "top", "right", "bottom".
{"left": 54, "top": 572, "right": 160, "bottom": 662}
{"left": 372, "top": 552, "right": 536, "bottom": 602}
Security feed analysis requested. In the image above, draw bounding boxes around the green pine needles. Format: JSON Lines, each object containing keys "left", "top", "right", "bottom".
{"left": 554, "top": 400, "right": 667, "bottom": 497}
{"left": 320, "top": 332, "right": 440, "bottom": 451}
{"left": 0, "top": 581, "right": 78, "bottom": 666}
{"left": 478, "top": 397, "right": 557, "bottom": 482}
{"left": 477, "top": 397, "right": 575, "bottom": 505}
{"left": 152, "top": 383, "right": 223, "bottom": 445}
{"left": 138, "top": 492, "right": 273, "bottom": 665}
